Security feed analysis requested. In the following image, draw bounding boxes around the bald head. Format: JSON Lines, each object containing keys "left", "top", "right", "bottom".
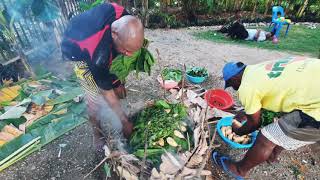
{"left": 111, "top": 15, "right": 144, "bottom": 56}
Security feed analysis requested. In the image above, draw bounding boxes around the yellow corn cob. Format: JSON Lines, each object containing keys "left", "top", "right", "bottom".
{"left": 0, "top": 132, "right": 15, "bottom": 141}
{"left": 2, "top": 125, "right": 23, "bottom": 137}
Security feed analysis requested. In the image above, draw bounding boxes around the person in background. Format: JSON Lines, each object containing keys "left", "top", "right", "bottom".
{"left": 226, "top": 22, "right": 275, "bottom": 42}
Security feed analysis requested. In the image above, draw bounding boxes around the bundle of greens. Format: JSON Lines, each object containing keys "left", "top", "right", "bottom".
{"left": 186, "top": 67, "right": 208, "bottom": 77}
{"left": 261, "top": 109, "right": 282, "bottom": 127}
{"left": 130, "top": 100, "right": 190, "bottom": 164}
{"left": 161, "top": 68, "right": 182, "bottom": 82}
{"left": 110, "top": 40, "right": 156, "bottom": 83}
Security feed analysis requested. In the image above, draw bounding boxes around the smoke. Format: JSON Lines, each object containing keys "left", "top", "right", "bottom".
{"left": 2, "top": 0, "right": 72, "bottom": 78}
{"left": 90, "top": 95, "right": 127, "bottom": 152}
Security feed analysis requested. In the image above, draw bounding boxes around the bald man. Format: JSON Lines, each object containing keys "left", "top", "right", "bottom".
{"left": 61, "top": 3, "right": 144, "bottom": 151}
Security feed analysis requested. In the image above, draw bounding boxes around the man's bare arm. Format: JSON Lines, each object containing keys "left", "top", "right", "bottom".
{"left": 100, "top": 89, "right": 133, "bottom": 137}
{"left": 233, "top": 110, "right": 261, "bottom": 135}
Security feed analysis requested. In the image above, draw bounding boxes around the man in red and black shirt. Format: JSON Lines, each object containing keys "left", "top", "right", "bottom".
{"left": 61, "top": 3, "right": 144, "bottom": 151}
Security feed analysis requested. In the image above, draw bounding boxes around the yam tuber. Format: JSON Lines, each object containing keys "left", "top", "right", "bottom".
{"left": 174, "top": 130, "right": 185, "bottom": 139}
{"left": 221, "top": 126, "right": 227, "bottom": 137}
{"left": 167, "top": 137, "right": 178, "bottom": 147}
{"left": 158, "top": 138, "right": 165, "bottom": 146}
{"left": 220, "top": 125, "right": 252, "bottom": 144}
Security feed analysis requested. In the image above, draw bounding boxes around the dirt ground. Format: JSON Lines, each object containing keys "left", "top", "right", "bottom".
{"left": 1, "top": 27, "right": 319, "bottom": 180}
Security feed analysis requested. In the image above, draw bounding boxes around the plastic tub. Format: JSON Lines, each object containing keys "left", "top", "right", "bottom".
{"left": 157, "top": 75, "right": 179, "bottom": 90}
{"left": 186, "top": 73, "right": 207, "bottom": 84}
{"left": 216, "top": 116, "right": 258, "bottom": 149}
{"left": 204, "top": 89, "right": 234, "bottom": 110}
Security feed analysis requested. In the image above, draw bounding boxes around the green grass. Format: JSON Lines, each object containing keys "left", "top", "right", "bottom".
{"left": 195, "top": 25, "right": 320, "bottom": 57}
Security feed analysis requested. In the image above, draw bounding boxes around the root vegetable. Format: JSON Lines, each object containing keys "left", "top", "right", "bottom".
{"left": 227, "top": 133, "right": 234, "bottom": 140}
{"left": 166, "top": 137, "right": 178, "bottom": 147}
{"left": 225, "top": 127, "right": 232, "bottom": 135}
{"left": 179, "top": 125, "right": 187, "bottom": 132}
{"left": 181, "top": 122, "right": 187, "bottom": 127}
{"left": 233, "top": 135, "right": 245, "bottom": 143}
{"left": 158, "top": 138, "right": 165, "bottom": 146}
{"left": 232, "top": 119, "right": 243, "bottom": 128}
{"left": 220, "top": 125, "right": 252, "bottom": 144}
{"left": 221, "top": 126, "right": 227, "bottom": 137}
{"left": 242, "top": 137, "right": 250, "bottom": 144}
{"left": 174, "top": 130, "right": 185, "bottom": 139}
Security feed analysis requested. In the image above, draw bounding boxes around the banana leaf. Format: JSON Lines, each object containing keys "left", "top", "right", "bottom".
{"left": 30, "top": 89, "right": 53, "bottom": 105}
{"left": 0, "top": 136, "right": 40, "bottom": 167}
{"left": 47, "top": 87, "right": 83, "bottom": 105}
{"left": 0, "top": 139, "right": 40, "bottom": 171}
{"left": 0, "top": 106, "right": 27, "bottom": 120}
{"left": 0, "top": 114, "right": 87, "bottom": 170}
{"left": 0, "top": 134, "right": 35, "bottom": 161}
{"left": 2, "top": 117, "right": 26, "bottom": 128}
{"left": 26, "top": 103, "right": 72, "bottom": 131}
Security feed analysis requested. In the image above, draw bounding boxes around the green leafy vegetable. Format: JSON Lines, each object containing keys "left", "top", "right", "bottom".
{"left": 110, "top": 39, "right": 156, "bottom": 82}
{"left": 186, "top": 67, "right": 208, "bottom": 77}
{"left": 161, "top": 68, "right": 182, "bottom": 82}
{"left": 261, "top": 109, "right": 282, "bottom": 127}
{"left": 130, "top": 100, "right": 187, "bottom": 155}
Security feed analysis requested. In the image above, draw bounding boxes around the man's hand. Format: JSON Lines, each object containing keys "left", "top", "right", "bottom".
{"left": 232, "top": 110, "right": 262, "bottom": 136}
{"left": 234, "top": 110, "right": 247, "bottom": 122}
{"left": 114, "top": 84, "right": 127, "bottom": 99}
{"left": 122, "top": 121, "right": 133, "bottom": 138}
{"left": 232, "top": 119, "right": 243, "bottom": 134}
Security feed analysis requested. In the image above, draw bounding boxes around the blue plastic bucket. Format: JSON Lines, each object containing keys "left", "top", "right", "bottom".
{"left": 216, "top": 116, "right": 258, "bottom": 149}
{"left": 186, "top": 74, "right": 207, "bottom": 84}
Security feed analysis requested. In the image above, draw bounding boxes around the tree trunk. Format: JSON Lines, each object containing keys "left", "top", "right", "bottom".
{"left": 251, "top": 1, "right": 257, "bottom": 19}
{"left": 264, "top": 0, "right": 270, "bottom": 16}
{"left": 234, "top": 0, "right": 240, "bottom": 11}
{"left": 181, "top": 0, "right": 197, "bottom": 24}
{"left": 14, "top": 43, "right": 35, "bottom": 79}
{"left": 141, "top": 0, "right": 149, "bottom": 27}
{"left": 297, "top": 0, "right": 308, "bottom": 18}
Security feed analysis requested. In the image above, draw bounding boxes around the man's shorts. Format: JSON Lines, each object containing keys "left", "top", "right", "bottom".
{"left": 73, "top": 61, "right": 120, "bottom": 103}
{"left": 74, "top": 61, "right": 100, "bottom": 102}
{"left": 261, "top": 111, "right": 320, "bottom": 150}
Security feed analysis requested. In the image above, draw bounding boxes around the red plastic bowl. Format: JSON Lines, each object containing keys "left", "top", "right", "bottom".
{"left": 204, "top": 89, "right": 234, "bottom": 110}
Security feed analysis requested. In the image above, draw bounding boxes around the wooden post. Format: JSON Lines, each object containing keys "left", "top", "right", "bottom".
{"left": 141, "top": 0, "right": 149, "bottom": 27}
{"left": 14, "top": 43, "right": 35, "bottom": 79}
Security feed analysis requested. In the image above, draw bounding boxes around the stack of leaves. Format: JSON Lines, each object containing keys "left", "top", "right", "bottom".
{"left": 110, "top": 39, "right": 156, "bottom": 82}
{"left": 130, "top": 100, "right": 190, "bottom": 165}
{"left": 79, "top": 0, "right": 105, "bottom": 11}
{"left": 161, "top": 68, "right": 182, "bottom": 82}
{"left": 0, "top": 74, "right": 87, "bottom": 171}
{"left": 186, "top": 67, "right": 208, "bottom": 77}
